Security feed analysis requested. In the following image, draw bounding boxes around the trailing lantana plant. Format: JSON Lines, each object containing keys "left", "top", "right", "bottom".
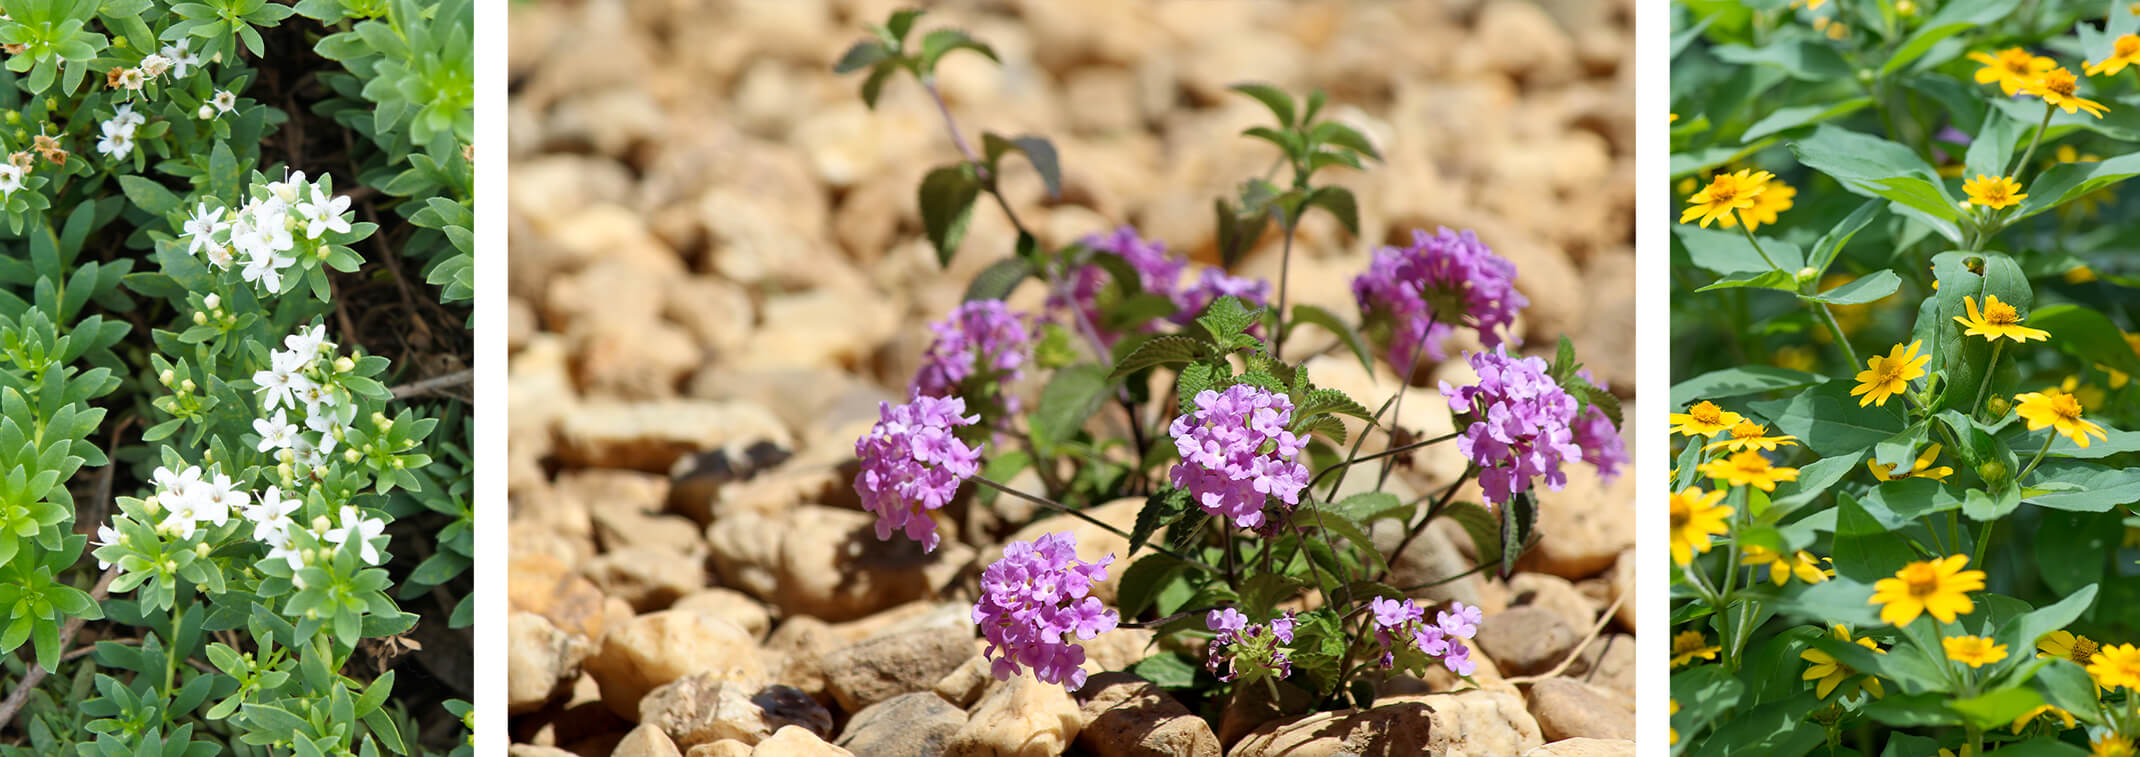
{"left": 0, "top": 0, "right": 473, "bottom": 751}
{"left": 837, "top": 8, "right": 1626, "bottom": 714}
{"left": 1671, "top": 2, "right": 2140, "bottom": 755}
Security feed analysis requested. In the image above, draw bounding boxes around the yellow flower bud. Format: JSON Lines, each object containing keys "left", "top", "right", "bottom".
{"left": 1986, "top": 395, "right": 2011, "bottom": 418}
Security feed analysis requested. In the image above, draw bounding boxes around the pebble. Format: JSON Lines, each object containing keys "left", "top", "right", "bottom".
{"left": 1477, "top": 607, "right": 1581, "bottom": 677}
{"left": 945, "top": 674, "right": 1085, "bottom": 757}
{"left": 585, "top": 611, "right": 769, "bottom": 719}
{"left": 639, "top": 675, "right": 833, "bottom": 749}
{"left": 1073, "top": 672, "right": 1219, "bottom": 757}
{"left": 836, "top": 692, "right": 969, "bottom": 757}
{"left": 1525, "top": 678, "right": 1634, "bottom": 742}
{"left": 509, "top": 612, "right": 593, "bottom": 713}
{"left": 823, "top": 625, "right": 977, "bottom": 714}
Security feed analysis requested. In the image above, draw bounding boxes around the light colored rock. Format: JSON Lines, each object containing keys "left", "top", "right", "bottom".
{"left": 934, "top": 653, "right": 995, "bottom": 709}
{"left": 557, "top": 400, "right": 791, "bottom": 473}
{"left": 836, "top": 691, "right": 968, "bottom": 757}
{"left": 509, "top": 612, "right": 592, "bottom": 714}
{"left": 684, "top": 742, "right": 753, "bottom": 757}
{"left": 1508, "top": 573, "right": 1599, "bottom": 634}
{"left": 510, "top": 746, "right": 578, "bottom": 757}
{"left": 824, "top": 626, "right": 977, "bottom": 714}
{"left": 1610, "top": 549, "right": 1635, "bottom": 633}
{"left": 672, "top": 588, "right": 774, "bottom": 639}
{"left": 946, "top": 674, "right": 1084, "bottom": 757}
{"left": 583, "top": 546, "right": 707, "bottom": 612}
{"left": 508, "top": 553, "right": 614, "bottom": 641}
{"left": 1564, "top": 633, "right": 1635, "bottom": 697}
{"left": 586, "top": 611, "right": 769, "bottom": 719}
{"left": 1523, "top": 737, "right": 1638, "bottom": 757}
{"left": 705, "top": 505, "right": 970, "bottom": 622}
{"left": 1074, "top": 672, "right": 1219, "bottom": 757}
{"left": 1519, "top": 449, "right": 1636, "bottom": 581}
{"left": 731, "top": 286, "right": 899, "bottom": 372}
{"left": 751, "top": 726, "right": 854, "bottom": 757}
{"left": 1477, "top": 607, "right": 1580, "bottom": 677}
{"left": 1524, "top": 678, "right": 1633, "bottom": 742}
{"left": 613, "top": 724, "right": 683, "bottom": 757}
{"left": 1232, "top": 690, "right": 1544, "bottom": 757}
{"left": 640, "top": 675, "right": 833, "bottom": 749}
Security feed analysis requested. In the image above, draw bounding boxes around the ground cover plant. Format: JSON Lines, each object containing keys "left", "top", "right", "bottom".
{"left": 1670, "top": 1, "right": 2140, "bottom": 754}
{"left": 0, "top": 0, "right": 473, "bottom": 753}
{"left": 839, "top": 5, "right": 1629, "bottom": 736}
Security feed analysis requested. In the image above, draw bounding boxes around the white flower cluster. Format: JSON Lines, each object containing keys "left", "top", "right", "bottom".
{"left": 250, "top": 323, "right": 354, "bottom": 468}
{"left": 183, "top": 170, "right": 351, "bottom": 293}
{"left": 97, "top": 40, "right": 205, "bottom": 162}
{"left": 92, "top": 464, "right": 387, "bottom": 574}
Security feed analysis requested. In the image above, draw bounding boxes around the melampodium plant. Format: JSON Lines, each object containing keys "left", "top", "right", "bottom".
{"left": 0, "top": 0, "right": 473, "bottom": 752}
{"left": 836, "top": 8, "right": 1627, "bottom": 715}
{"left": 1671, "top": 2, "right": 2140, "bottom": 755}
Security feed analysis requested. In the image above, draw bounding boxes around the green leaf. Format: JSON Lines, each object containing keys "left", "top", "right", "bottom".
{"left": 2021, "top": 463, "right": 2140, "bottom": 512}
{"left": 2012, "top": 151, "right": 2140, "bottom": 224}
{"left": 1748, "top": 379, "right": 1909, "bottom": 457}
{"left": 1675, "top": 224, "right": 1805, "bottom": 274}
{"left": 1741, "top": 97, "right": 1874, "bottom": 143}
{"left": 1950, "top": 687, "right": 2044, "bottom": 731}
{"left": 1801, "top": 269, "right": 1899, "bottom": 305}
{"left": 2030, "top": 304, "right": 2140, "bottom": 380}
{"left": 981, "top": 133, "right": 1061, "bottom": 199}
{"left": 1109, "top": 335, "right": 1208, "bottom": 382}
{"left": 1882, "top": 0, "right": 2024, "bottom": 75}
{"left": 963, "top": 255, "right": 1030, "bottom": 303}
{"left": 1290, "top": 304, "right": 1372, "bottom": 373}
{"left": 1295, "top": 388, "right": 1374, "bottom": 423}
{"left": 918, "top": 164, "right": 981, "bottom": 267}
{"left": 1712, "top": 40, "right": 1853, "bottom": 80}
{"left": 1229, "top": 82, "right": 1295, "bottom": 127}
{"left": 1444, "top": 501, "right": 1501, "bottom": 571}
{"left": 1326, "top": 491, "right": 1406, "bottom": 524}
{"left": 1128, "top": 651, "right": 1201, "bottom": 688}
{"left": 832, "top": 39, "right": 890, "bottom": 73}
{"left": 918, "top": 28, "right": 998, "bottom": 73}
{"left": 1029, "top": 363, "right": 1111, "bottom": 452}
{"left": 1116, "top": 554, "right": 1193, "bottom": 616}
{"left": 117, "top": 176, "right": 181, "bottom": 216}
{"left": 1805, "top": 198, "right": 1883, "bottom": 276}
{"left": 1127, "top": 489, "right": 1188, "bottom": 558}
{"left": 1670, "top": 366, "right": 1825, "bottom": 408}
{"left": 1303, "top": 502, "right": 1387, "bottom": 574}
{"left": 1302, "top": 186, "right": 1358, "bottom": 235}
{"left": 1790, "top": 125, "right": 1961, "bottom": 240}
{"left": 1830, "top": 492, "right": 1913, "bottom": 583}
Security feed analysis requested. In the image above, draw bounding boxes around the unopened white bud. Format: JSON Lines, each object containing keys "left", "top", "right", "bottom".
{"left": 203, "top": 293, "right": 219, "bottom": 310}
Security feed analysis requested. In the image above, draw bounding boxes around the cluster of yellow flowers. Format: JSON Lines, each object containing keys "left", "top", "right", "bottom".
{"left": 1680, "top": 169, "right": 1796, "bottom": 230}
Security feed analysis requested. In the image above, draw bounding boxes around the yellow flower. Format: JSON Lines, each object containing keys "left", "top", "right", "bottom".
{"left": 2088, "top": 33, "right": 2140, "bottom": 76}
{"left": 1672, "top": 629, "right": 1721, "bottom": 667}
{"left": 1850, "top": 340, "right": 1930, "bottom": 407}
{"left": 1869, "top": 443, "right": 1954, "bottom": 482}
{"left": 1717, "top": 178, "right": 1795, "bottom": 232}
{"left": 1954, "top": 294, "right": 2050, "bottom": 343}
{"left": 1670, "top": 486, "right": 1732, "bottom": 565}
{"left": 2094, "top": 734, "right": 2138, "bottom": 757}
{"left": 2016, "top": 389, "right": 2109, "bottom": 448}
{"left": 1669, "top": 699, "right": 1679, "bottom": 745}
{"left": 1669, "top": 400, "right": 1745, "bottom": 437}
{"left": 1970, "top": 48, "right": 2057, "bottom": 95}
{"left": 1703, "top": 421, "right": 1799, "bottom": 452}
{"left": 2022, "top": 67, "right": 2112, "bottom": 118}
{"left": 2012, "top": 703, "right": 2077, "bottom": 734}
{"left": 1740, "top": 545, "right": 1830, "bottom": 586}
{"left": 1681, "top": 169, "right": 1774, "bottom": 228}
{"left": 1800, "top": 624, "right": 1884, "bottom": 699}
{"left": 1943, "top": 635, "right": 2008, "bottom": 668}
{"left": 2050, "top": 375, "right": 2106, "bottom": 412}
{"left": 1870, "top": 554, "right": 1985, "bottom": 626}
{"left": 2040, "top": 630, "right": 2108, "bottom": 692}
{"left": 1773, "top": 344, "right": 1816, "bottom": 372}
{"left": 2067, "top": 265, "right": 2100, "bottom": 284}
{"left": 1698, "top": 450, "right": 1800, "bottom": 492}
{"left": 1963, "top": 174, "right": 2027, "bottom": 209}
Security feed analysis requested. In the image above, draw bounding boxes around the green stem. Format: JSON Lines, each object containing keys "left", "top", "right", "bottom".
{"left": 1273, "top": 219, "right": 1297, "bottom": 361}
{"left": 2017, "top": 431, "right": 2056, "bottom": 484}
{"left": 1734, "top": 217, "right": 1785, "bottom": 273}
{"left": 2006, "top": 102, "right": 2055, "bottom": 185}
{"left": 1972, "top": 517, "right": 1996, "bottom": 572}
{"left": 1972, "top": 340, "right": 2006, "bottom": 423}
{"left": 969, "top": 475, "right": 1200, "bottom": 564}
{"left": 1813, "top": 303, "right": 1862, "bottom": 375}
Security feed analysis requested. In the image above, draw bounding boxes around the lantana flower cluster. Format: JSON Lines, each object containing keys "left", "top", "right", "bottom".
{"left": 853, "top": 393, "right": 984, "bottom": 552}
{"left": 1368, "top": 597, "right": 1482, "bottom": 675}
{"left": 1352, "top": 227, "right": 1526, "bottom": 369}
{"left": 1440, "top": 347, "right": 1584, "bottom": 507}
{"left": 1205, "top": 608, "right": 1296, "bottom": 682}
{"left": 972, "top": 532, "right": 1119, "bottom": 690}
{"left": 1167, "top": 384, "right": 1310, "bottom": 529}
{"left": 182, "top": 170, "right": 354, "bottom": 295}
{"left": 911, "top": 299, "right": 1036, "bottom": 412}
{"left": 1052, "top": 226, "right": 1271, "bottom": 344}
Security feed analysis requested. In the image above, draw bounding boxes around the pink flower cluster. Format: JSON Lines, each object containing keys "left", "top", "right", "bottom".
{"left": 973, "top": 532, "right": 1119, "bottom": 691}
{"left": 1205, "top": 607, "right": 1296, "bottom": 682}
{"left": 1351, "top": 227, "right": 1527, "bottom": 369}
{"left": 1440, "top": 347, "right": 1582, "bottom": 507}
{"left": 1050, "top": 226, "right": 1271, "bottom": 344}
{"left": 1167, "top": 384, "right": 1310, "bottom": 529}
{"left": 911, "top": 299, "right": 1035, "bottom": 411}
{"left": 1572, "top": 370, "right": 1627, "bottom": 483}
{"left": 1369, "top": 597, "right": 1481, "bottom": 675}
{"left": 852, "top": 394, "right": 983, "bottom": 552}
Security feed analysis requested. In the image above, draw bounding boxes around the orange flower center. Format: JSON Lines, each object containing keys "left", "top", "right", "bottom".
{"left": 2050, "top": 394, "right": 2083, "bottom": 422}
{"left": 1985, "top": 301, "right": 2022, "bottom": 326}
{"left": 1674, "top": 633, "right": 1704, "bottom": 655}
{"left": 2119, "top": 37, "right": 2140, "bottom": 57}
{"left": 1870, "top": 357, "right": 1904, "bottom": 385}
{"left": 1732, "top": 454, "right": 1769, "bottom": 474}
{"left": 2073, "top": 637, "right": 2102, "bottom": 665}
{"left": 1980, "top": 184, "right": 2011, "bottom": 202}
{"left": 1901, "top": 563, "right": 1943, "bottom": 598}
{"left": 1670, "top": 498, "right": 1690, "bottom": 529}
{"left": 1690, "top": 402, "right": 1723, "bottom": 424}
{"left": 2044, "top": 72, "right": 2078, "bottom": 96}
{"left": 1729, "top": 421, "right": 1765, "bottom": 439}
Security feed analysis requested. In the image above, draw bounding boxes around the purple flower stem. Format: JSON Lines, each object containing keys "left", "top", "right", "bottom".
{"left": 1374, "top": 465, "right": 1475, "bottom": 585}
{"left": 1302, "top": 430, "right": 1462, "bottom": 496}
{"left": 1374, "top": 327, "right": 1432, "bottom": 490}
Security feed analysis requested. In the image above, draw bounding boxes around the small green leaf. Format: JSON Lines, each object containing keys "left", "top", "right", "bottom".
{"left": 1110, "top": 335, "right": 1209, "bottom": 381}
{"left": 1229, "top": 82, "right": 1296, "bottom": 127}
{"left": 918, "top": 164, "right": 982, "bottom": 267}
{"left": 832, "top": 40, "right": 890, "bottom": 73}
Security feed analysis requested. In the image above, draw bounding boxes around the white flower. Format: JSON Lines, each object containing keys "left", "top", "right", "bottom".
{"left": 296, "top": 188, "right": 350, "bottom": 239}
{"left": 95, "top": 120, "right": 134, "bottom": 161}
{"left": 252, "top": 359, "right": 316, "bottom": 412}
{"left": 263, "top": 527, "right": 305, "bottom": 570}
{"left": 153, "top": 465, "right": 204, "bottom": 502}
{"left": 183, "top": 202, "right": 226, "bottom": 255}
{"left": 160, "top": 490, "right": 222, "bottom": 539}
{"left": 240, "top": 246, "right": 296, "bottom": 293}
{"left": 205, "top": 244, "right": 233, "bottom": 270}
{"left": 113, "top": 103, "right": 145, "bottom": 129}
{"left": 93, "top": 522, "right": 121, "bottom": 569}
{"left": 211, "top": 90, "right": 236, "bottom": 113}
{"left": 244, "top": 485, "right": 302, "bottom": 542}
{"left": 161, "top": 40, "right": 199, "bottom": 78}
{"left": 295, "top": 381, "right": 335, "bottom": 416}
{"left": 253, "top": 409, "right": 297, "bottom": 452}
{"left": 0, "top": 163, "right": 22, "bottom": 198}
{"left": 283, "top": 324, "right": 330, "bottom": 361}
{"left": 267, "top": 170, "right": 308, "bottom": 207}
{"left": 323, "top": 506, "right": 386, "bottom": 565}
{"left": 116, "top": 68, "right": 145, "bottom": 91}
{"left": 304, "top": 409, "right": 338, "bottom": 435}
{"left": 198, "top": 104, "right": 215, "bottom": 120}
{"left": 201, "top": 473, "right": 243, "bottom": 524}
{"left": 139, "top": 54, "right": 172, "bottom": 78}
{"left": 292, "top": 435, "right": 327, "bottom": 469}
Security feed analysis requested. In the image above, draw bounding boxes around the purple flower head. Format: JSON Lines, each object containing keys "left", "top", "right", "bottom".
{"left": 1439, "top": 347, "right": 1583, "bottom": 508}
{"left": 973, "top": 532, "right": 1119, "bottom": 691}
{"left": 1205, "top": 608, "right": 1297, "bottom": 683}
{"left": 1437, "top": 601, "right": 1483, "bottom": 639}
{"left": 1177, "top": 267, "right": 1271, "bottom": 325}
{"left": 1050, "top": 227, "right": 1187, "bottom": 346}
{"left": 853, "top": 393, "right": 984, "bottom": 552}
{"left": 1369, "top": 599, "right": 1480, "bottom": 674}
{"left": 912, "top": 300, "right": 1036, "bottom": 411}
{"left": 1351, "top": 227, "right": 1527, "bottom": 369}
{"left": 1442, "top": 637, "right": 1477, "bottom": 676}
{"left": 1167, "top": 384, "right": 1310, "bottom": 529}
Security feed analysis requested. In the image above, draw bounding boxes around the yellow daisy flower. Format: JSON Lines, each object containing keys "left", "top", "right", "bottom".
{"left": 2088, "top": 33, "right": 2140, "bottom": 76}
{"left": 1800, "top": 624, "right": 1884, "bottom": 699}
{"left": 2094, "top": 734, "right": 2138, "bottom": 757}
{"left": 1970, "top": 47, "right": 2057, "bottom": 95}
{"left": 1870, "top": 554, "right": 1985, "bottom": 627}
{"left": 2012, "top": 703, "right": 2077, "bottom": 734}
{"left": 1681, "top": 169, "right": 1774, "bottom": 228}
{"left": 1943, "top": 635, "right": 2008, "bottom": 668}
{"left": 1869, "top": 443, "right": 1954, "bottom": 482}
{"left": 1698, "top": 450, "right": 1800, "bottom": 492}
{"left": 2016, "top": 389, "right": 2110, "bottom": 448}
{"left": 1672, "top": 629, "right": 1721, "bottom": 668}
{"left": 1670, "top": 486, "right": 1732, "bottom": 565}
{"left": 2022, "top": 67, "right": 2112, "bottom": 118}
{"left": 1963, "top": 174, "right": 2027, "bottom": 209}
{"left": 1703, "top": 421, "right": 1799, "bottom": 452}
{"left": 1670, "top": 699, "right": 1680, "bottom": 745}
{"left": 1669, "top": 400, "right": 1745, "bottom": 437}
{"left": 1954, "top": 294, "right": 2050, "bottom": 343}
{"left": 2040, "top": 630, "right": 2108, "bottom": 693}
{"left": 1717, "top": 178, "right": 1795, "bottom": 232}
{"left": 1850, "top": 340, "right": 1930, "bottom": 407}
{"left": 1740, "top": 545, "right": 1831, "bottom": 586}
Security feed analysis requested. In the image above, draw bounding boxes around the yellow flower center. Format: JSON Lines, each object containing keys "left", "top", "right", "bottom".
{"left": 1733, "top": 454, "right": 1770, "bottom": 474}
{"left": 2049, "top": 393, "right": 2084, "bottom": 423}
{"left": 2119, "top": 37, "right": 2140, "bottom": 56}
{"left": 1674, "top": 632, "right": 1705, "bottom": 654}
{"left": 1690, "top": 402, "right": 1723, "bottom": 424}
{"left": 1980, "top": 185, "right": 2011, "bottom": 202}
{"left": 2004, "top": 56, "right": 2033, "bottom": 75}
{"left": 1901, "top": 562, "right": 1943, "bottom": 598}
{"left": 1729, "top": 421, "right": 1765, "bottom": 439}
{"left": 2073, "top": 636, "right": 2102, "bottom": 665}
{"left": 2045, "top": 71, "right": 2078, "bottom": 96}
{"left": 1670, "top": 497, "right": 1691, "bottom": 529}
{"left": 1985, "top": 301, "right": 2022, "bottom": 326}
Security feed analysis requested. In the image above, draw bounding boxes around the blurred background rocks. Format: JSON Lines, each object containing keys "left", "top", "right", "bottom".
{"left": 507, "top": 0, "right": 1637, "bottom": 755}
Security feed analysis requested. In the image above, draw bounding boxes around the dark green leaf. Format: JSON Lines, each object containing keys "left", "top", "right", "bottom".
{"left": 918, "top": 164, "right": 981, "bottom": 267}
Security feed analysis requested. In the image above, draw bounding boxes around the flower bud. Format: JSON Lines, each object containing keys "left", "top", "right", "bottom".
{"left": 161, "top": 559, "right": 177, "bottom": 573}
{"left": 198, "top": 104, "right": 215, "bottom": 120}
{"left": 1796, "top": 267, "right": 1817, "bottom": 286}
{"left": 1896, "top": 0, "right": 1916, "bottom": 13}
{"left": 1978, "top": 460, "right": 2010, "bottom": 488}
{"left": 194, "top": 542, "right": 211, "bottom": 557}
{"left": 333, "top": 356, "right": 354, "bottom": 373}
{"left": 344, "top": 448, "right": 362, "bottom": 463}
{"left": 181, "top": 378, "right": 196, "bottom": 393}
{"left": 312, "top": 515, "right": 330, "bottom": 532}
{"left": 391, "top": 458, "right": 405, "bottom": 469}
{"left": 191, "top": 311, "right": 207, "bottom": 325}
{"left": 372, "top": 411, "right": 389, "bottom": 429}
{"left": 203, "top": 293, "right": 220, "bottom": 310}
{"left": 2, "top": 111, "right": 16, "bottom": 125}
{"left": 159, "top": 369, "right": 175, "bottom": 385}
{"left": 1986, "top": 395, "right": 2011, "bottom": 418}
{"left": 143, "top": 495, "right": 161, "bottom": 514}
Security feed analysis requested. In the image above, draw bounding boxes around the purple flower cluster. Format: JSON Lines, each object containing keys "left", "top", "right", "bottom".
{"left": 1205, "top": 608, "right": 1296, "bottom": 682}
{"left": 1439, "top": 347, "right": 1582, "bottom": 507}
{"left": 1369, "top": 597, "right": 1482, "bottom": 675}
{"left": 1351, "top": 227, "right": 1527, "bottom": 369}
{"left": 1167, "top": 385, "right": 1310, "bottom": 529}
{"left": 1571, "top": 370, "right": 1626, "bottom": 483}
{"left": 912, "top": 300, "right": 1035, "bottom": 411}
{"left": 853, "top": 394, "right": 983, "bottom": 552}
{"left": 1176, "top": 268, "right": 1271, "bottom": 326}
{"left": 973, "top": 532, "right": 1119, "bottom": 691}
{"left": 1050, "top": 226, "right": 1271, "bottom": 342}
